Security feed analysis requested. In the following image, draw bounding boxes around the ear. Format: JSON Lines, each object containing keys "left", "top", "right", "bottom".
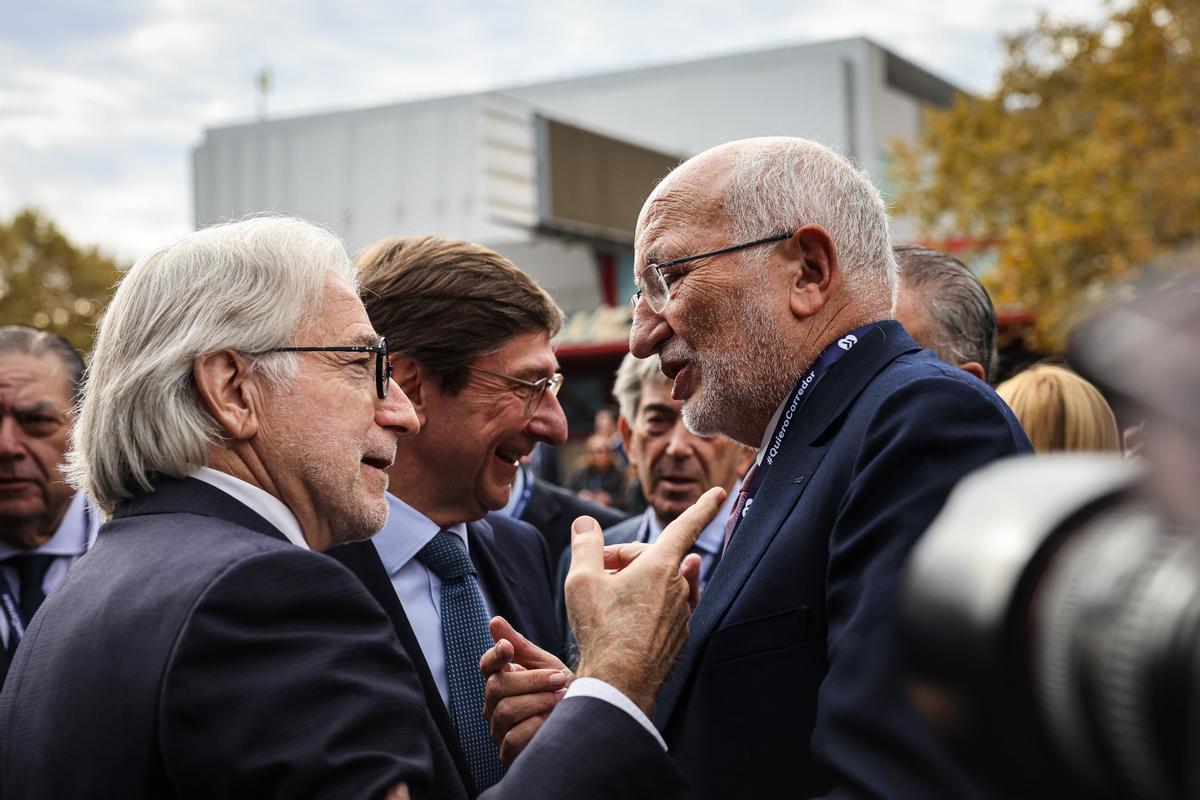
{"left": 390, "top": 355, "right": 429, "bottom": 428}
{"left": 618, "top": 414, "right": 637, "bottom": 467}
{"left": 781, "top": 225, "right": 838, "bottom": 321}
{"left": 735, "top": 445, "right": 757, "bottom": 475}
{"left": 959, "top": 361, "right": 987, "bottom": 383}
{"left": 193, "top": 350, "right": 261, "bottom": 441}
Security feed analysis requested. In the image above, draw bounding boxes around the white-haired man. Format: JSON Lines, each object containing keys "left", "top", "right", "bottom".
{"left": 0, "top": 216, "right": 722, "bottom": 799}
{"left": 484, "top": 138, "right": 1032, "bottom": 797}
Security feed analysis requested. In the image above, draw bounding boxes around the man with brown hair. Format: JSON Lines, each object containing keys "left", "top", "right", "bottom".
{"left": 331, "top": 235, "right": 574, "bottom": 795}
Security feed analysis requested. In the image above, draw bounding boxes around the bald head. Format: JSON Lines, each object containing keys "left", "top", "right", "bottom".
{"left": 639, "top": 136, "right": 898, "bottom": 315}
{"left": 629, "top": 136, "right": 900, "bottom": 447}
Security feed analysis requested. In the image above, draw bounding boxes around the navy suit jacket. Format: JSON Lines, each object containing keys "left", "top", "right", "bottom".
{"left": 519, "top": 469, "right": 628, "bottom": 561}
{"left": 653, "top": 321, "right": 1031, "bottom": 798}
{"left": 0, "top": 477, "right": 685, "bottom": 799}
{"left": 329, "top": 513, "right": 563, "bottom": 797}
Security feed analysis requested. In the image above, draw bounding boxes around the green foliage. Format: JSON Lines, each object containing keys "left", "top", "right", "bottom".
{"left": 0, "top": 209, "right": 123, "bottom": 354}
{"left": 893, "top": 0, "right": 1200, "bottom": 348}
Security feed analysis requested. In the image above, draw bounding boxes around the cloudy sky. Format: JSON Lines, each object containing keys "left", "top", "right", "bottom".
{"left": 2, "top": 0, "right": 1119, "bottom": 261}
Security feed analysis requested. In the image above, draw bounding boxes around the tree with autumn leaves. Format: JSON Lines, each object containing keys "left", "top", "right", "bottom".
{"left": 0, "top": 210, "right": 122, "bottom": 353}
{"left": 893, "top": 0, "right": 1200, "bottom": 348}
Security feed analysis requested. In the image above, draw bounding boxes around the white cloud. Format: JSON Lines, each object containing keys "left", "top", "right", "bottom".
{"left": 0, "top": 0, "right": 1118, "bottom": 259}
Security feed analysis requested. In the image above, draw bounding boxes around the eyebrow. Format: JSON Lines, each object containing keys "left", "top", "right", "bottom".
{"left": 640, "top": 402, "right": 678, "bottom": 417}
{"left": 349, "top": 333, "right": 382, "bottom": 347}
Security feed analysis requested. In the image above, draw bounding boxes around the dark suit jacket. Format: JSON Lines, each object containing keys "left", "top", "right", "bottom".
{"left": 653, "top": 321, "right": 1032, "bottom": 798}
{"left": 0, "top": 477, "right": 684, "bottom": 799}
{"left": 330, "top": 513, "right": 564, "bottom": 796}
{"left": 519, "top": 469, "right": 627, "bottom": 561}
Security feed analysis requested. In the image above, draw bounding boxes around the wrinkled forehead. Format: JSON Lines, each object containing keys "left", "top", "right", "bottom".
{"left": 636, "top": 159, "right": 733, "bottom": 256}
{"left": 0, "top": 353, "right": 73, "bottom": 406}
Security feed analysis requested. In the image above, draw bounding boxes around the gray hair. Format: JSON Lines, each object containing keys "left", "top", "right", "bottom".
{"left": 67, "top": 216, "right": 356, "bottom": 514}
{"left": 613, "top": 351, "right": 671, "bottom": 422}
{"left": 0, "top": 326, "right": 85, "bottom": 402}
{"left": 721, "top": 137, "right": 898, "bottom": 312}
{"left": 895, "top": 245, "right": 999, "bottom": 382}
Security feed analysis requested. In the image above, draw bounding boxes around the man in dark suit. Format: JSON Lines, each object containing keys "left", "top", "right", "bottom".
{"left": 331, "top": 235, "right": 595, "bottom": 793}
{"left": 0, "top": 327, "right": 100, "bottom": 689}
{"left": 0, "top": 216, "right": 718, "bottom": 799}
{"left": 485, "top": 138, "right": 1032, "bottom": 797}
{"left": 512, "top": 462, "right": 626, "bottom": 560}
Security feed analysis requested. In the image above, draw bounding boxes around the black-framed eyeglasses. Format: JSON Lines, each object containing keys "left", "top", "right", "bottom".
{"left": 466, "top": 365, "right": 565, "bottom": 418}
{"left": 254, "top": 336, "right": 393, "bottom": 399}
{"left": 631, "top": 231, "right": 794, "bottom": 314}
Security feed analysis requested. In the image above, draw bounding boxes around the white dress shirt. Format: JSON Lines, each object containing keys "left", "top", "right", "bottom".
{"left": 191, "top": 467, "right": 308, "bottom": 550}
{"left": 0, "top": 491, "right": 100, "bottom": 648}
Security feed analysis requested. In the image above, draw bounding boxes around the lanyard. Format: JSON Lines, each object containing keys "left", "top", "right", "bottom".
{"left": 761, "top": 324, "right": 875, "bottom": 469}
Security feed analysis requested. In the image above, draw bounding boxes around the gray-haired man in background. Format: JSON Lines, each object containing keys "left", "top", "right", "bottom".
{"left": 0, "top": 327, "right": 100, "bottom": 688}
{"left": 893, "top": 244, "right": 999, "bottom": 383}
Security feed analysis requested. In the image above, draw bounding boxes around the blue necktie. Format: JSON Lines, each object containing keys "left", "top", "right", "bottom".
{"left": 416, "top": 531, "right": 506, "bottom": 791}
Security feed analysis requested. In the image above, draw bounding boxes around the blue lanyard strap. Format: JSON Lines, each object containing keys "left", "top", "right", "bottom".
{"left": 761, "top": 323, "right": 874, "bottom": 469}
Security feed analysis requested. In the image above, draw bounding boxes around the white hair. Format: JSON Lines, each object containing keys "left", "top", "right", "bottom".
{"left": 67, "top": 216, "right": 357, "bottom": 514}
{"left": 613, "top": 352, "right": 670, "bottom": 422}
{"left": 721, "top": 137, "right": 898, "bottom": 312}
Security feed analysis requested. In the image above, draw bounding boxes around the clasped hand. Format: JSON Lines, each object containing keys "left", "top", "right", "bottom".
{"left": 479, "top": 487, "right": 726, "bottom": 763}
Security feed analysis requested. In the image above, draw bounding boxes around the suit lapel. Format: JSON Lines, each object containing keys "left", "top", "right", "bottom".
{"left": 331, "top": 540, "right": 476, "bottom": 794}
{"left": 654, "top": 321, "right": 921, "bottom": 728}
{"left": 467, "top": 519, "right": 528, "bottom": 632}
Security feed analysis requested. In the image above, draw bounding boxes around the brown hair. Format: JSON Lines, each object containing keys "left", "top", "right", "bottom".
{"left": 357, "top": 235, "right": 563, "bottom": 394}
{"left": 996, "top": 364, "right": 1121, "bottom": 453}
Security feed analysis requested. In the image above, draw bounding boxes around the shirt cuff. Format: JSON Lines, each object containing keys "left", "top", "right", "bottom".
{"left": 564, "top": 677, "right": 667, "bottom": 751}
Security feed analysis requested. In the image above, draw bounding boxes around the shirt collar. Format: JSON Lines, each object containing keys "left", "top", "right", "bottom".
{"left": 373, "top": 493, "right": 469, "bottom": 577}
{"left": 646, "top": 478, "right": 741, "bottom": 556}
{"left": 0, "top": 491, "right": 96, "bottom": 559}
{"left": 190, "top": 467, "right": 309, "bottom": 550}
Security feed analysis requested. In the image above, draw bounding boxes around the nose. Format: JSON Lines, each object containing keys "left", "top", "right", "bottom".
{"left": 664, "top": 418, "right": 696, "bottom": 459}
{"left": 0, "top": 415, "right": 26, "bottom": 461}
{"left": 375, "top": 379, "right": 420, "bottom": 438}
{"left": 529, "top": 387, "right": 568, "bottom": 446}
{"left": 629, "top": 299, "right": 672, "bottom": 359}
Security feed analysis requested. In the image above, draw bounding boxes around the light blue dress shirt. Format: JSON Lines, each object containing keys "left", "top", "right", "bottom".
{"left": 372, "top": 493, "right": 495, "bottom": 709}
{"left": 642, "top": 479, "right": 741, "bottom": 590}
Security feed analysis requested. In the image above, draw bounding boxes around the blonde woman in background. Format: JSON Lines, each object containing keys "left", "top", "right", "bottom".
{"left": 996, "top": 363, "right": 1121, "bottom": 453}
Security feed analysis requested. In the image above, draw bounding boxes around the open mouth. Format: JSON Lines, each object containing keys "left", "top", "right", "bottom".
{"left": 494, "top": 446, "right": 529, "bottom": 467}
{"left": 360, "top": 455, "right": 392, "bottom": 471}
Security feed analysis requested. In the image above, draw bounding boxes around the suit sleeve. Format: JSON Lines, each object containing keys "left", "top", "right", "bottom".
{"left": 159, "top": 548, "right": 434, "bottom": 800}
{"left": 480, "top": 695, "right": 687, "bottom": 799}
{"left": 813, "top": 376, "right": 1028, "bottom": 798}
